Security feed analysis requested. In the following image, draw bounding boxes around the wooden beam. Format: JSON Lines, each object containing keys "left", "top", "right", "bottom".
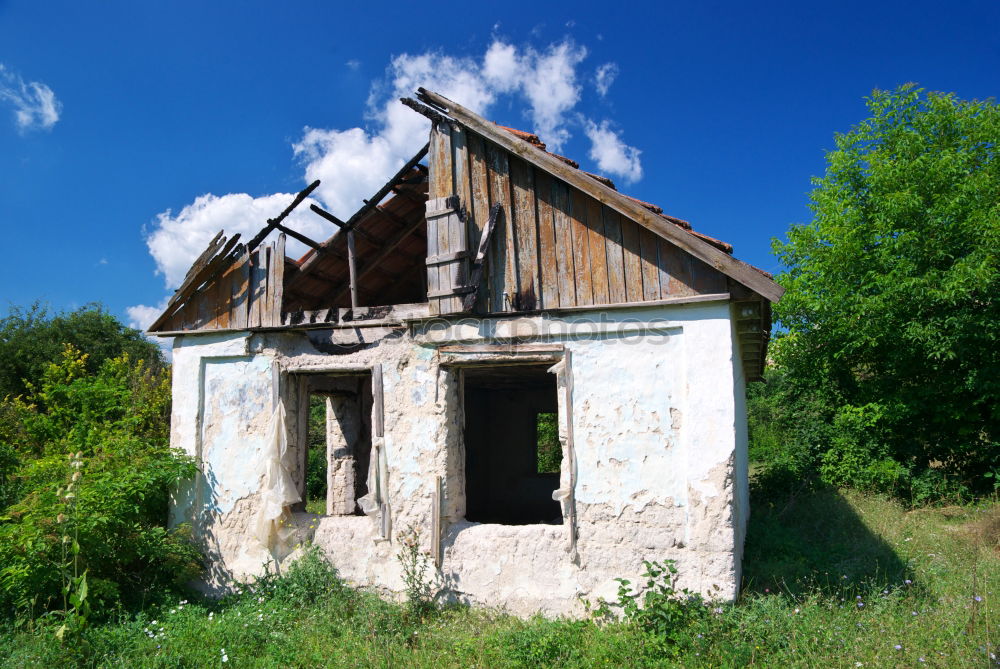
{"left": 413, "top": 89, "right": 784, "bottom": 303}
{"left": 274, "top": 223, "right": 322, "bottom": 251}
{"left": 246, "top": 180, "right": 320, "bottom": 252}
{"left": 309, "top": 204, "right": 381, "bottom": 246}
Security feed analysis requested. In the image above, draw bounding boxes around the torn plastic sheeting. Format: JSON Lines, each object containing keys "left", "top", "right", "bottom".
{"left": 357, "top": 439, "right": 391, "bottom": 539}
{"left": 253, "top": 400, "right": 301, "bottom": 560}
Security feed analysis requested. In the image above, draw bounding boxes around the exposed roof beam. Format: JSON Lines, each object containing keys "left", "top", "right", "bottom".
{"left": 412, "top": 88, "right": 784, "bottom": 303}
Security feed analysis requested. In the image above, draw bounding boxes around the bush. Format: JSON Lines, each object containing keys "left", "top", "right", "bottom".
{"left": 0, "top": 346, "right": 200, "bottom": 620}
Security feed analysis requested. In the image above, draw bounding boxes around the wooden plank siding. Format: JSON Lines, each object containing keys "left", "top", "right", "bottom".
{"left": 157, "top": 240, "right": 286, "bottom": 333}
{"left": 441, "top": 135, "right": 731, "bottom": 314}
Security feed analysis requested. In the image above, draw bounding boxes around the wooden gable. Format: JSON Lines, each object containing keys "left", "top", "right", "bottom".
{"left": 423, "top": 120, "right": 731, "bottom": 316}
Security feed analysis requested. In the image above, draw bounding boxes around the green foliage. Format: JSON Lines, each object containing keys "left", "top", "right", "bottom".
{"left": 535, "top": 412, "right": 562, "bottom": 473}
{"left": 396, "top": 524, "right": 434, "bottom": 617}
{"left": 0, "top": 345, "right": 200, "bottom": 620}
{"left": 305, "top": 394, "right": 327, "bottom": 508}
{"left": 592, "top": 559, "right": 710, "bottom": 654}
{"left": 0, "top": 303, "right": 162, "bottom": 401}
{"left": 770, "top": 85, "right": 1000, "bottom": 501}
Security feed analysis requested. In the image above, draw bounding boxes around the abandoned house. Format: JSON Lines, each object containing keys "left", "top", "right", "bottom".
{"left": 150, "top": 89, "right": 783, "bottom": 617}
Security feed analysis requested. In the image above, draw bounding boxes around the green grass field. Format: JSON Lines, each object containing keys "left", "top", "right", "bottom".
{"left": 2, "top": 488, "right": 996, "bottom": 668}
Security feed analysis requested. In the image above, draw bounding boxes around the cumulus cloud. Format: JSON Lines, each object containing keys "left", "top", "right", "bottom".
{"left": 0, "top": 64, "right": 61, "bottom": 132}
{"left": 583, "top": 119, "right": 643, "bottom": 184}
{"left": 134, "top": 37, "right": 644, "bottom": 322}
{"left": 594, "top": 62, "right": 618, "bottom": 97}
{"left": 146, "top": 192, "right": 328, "bottom": 289}
{"left": 126, "top": 299, "right": 169, "bottom": 332}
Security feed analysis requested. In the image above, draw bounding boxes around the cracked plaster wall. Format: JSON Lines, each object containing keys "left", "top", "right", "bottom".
{"left": 167, "top": 300, "right": 747, "bottom": 616}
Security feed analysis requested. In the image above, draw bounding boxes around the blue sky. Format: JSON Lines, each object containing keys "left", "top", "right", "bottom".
{"left": 1, "top": 0, "right": 997, "bottom": 329}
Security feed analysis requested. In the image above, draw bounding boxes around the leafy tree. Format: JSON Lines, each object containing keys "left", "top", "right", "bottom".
{"left": 771, "top": 85, "right": 999, "bottom": 501}
{"left": 0, "top": 303, "right": 162, "bottom": 400}
{"left": 0, "top": 346, "right": 199, "bottom": 619}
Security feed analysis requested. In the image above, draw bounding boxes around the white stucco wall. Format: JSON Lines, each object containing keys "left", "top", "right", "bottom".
{"left": 167, "top": 299, "right": 747, "bottom": 616}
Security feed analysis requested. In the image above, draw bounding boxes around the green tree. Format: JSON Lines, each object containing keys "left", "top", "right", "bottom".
{"left": 0, "top": 303, "right": 162, "bottom": 400}
{"left": 771, "top": 85, "right": 999, "bottom": 501}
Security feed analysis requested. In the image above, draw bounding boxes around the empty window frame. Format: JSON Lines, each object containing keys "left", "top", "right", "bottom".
{"left": 462, "top": 363, "right": 563, "bottom": 525}
{"left": 295, "top": 373, "right": 372, "bottom": 516}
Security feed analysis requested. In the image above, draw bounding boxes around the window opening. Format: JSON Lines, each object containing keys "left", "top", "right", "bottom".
{"left": 463, "top": 363, "right": 563, "bottom": 525}
{"left": 297, "top": 373, "right": 372, "bottom": 516}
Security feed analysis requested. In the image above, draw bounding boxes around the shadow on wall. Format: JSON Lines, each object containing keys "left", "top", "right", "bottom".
{"left": 742, "top": 486, "right": 908, "bottom": 597}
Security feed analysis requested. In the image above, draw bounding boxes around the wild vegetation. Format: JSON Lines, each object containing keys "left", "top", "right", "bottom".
{"left": 0, "top": 486, "right": 994, "bottom": 667}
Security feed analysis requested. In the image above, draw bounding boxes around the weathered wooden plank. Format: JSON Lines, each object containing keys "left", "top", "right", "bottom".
{"left": 689, "top": 255, "right": 728, "bottom": 294}
{"left": 658, "top": 238, "right": 696, "bottom": 297}
{"left": 568, "top": 186, "right": 594, "bottom": 306}
{"left": 638, "top": 226, "right": 661, "bottom": 301}
{"left": 550, "top": 178, "right": 576, "bottom": 307}
{"left": 602, "top": 206, "right": 626, "bottom": 304}
{"left": 534, "top": 170, "right": 559, "bottom": 310}
{"left": 447, "top": 126, "right": 472, "bottom": 314}
{"left": 231, "top": 252, "right": 249, "bottom": 329}
{"left": 416, "top": 88, "right": 783, "bottom": 303}
{"left": 509, "top": 156, "right": 539, "bottom": 310}
{"left": 466, "top": 133, "right": 491, "bottom": 312}
{"left": 485, "top": 141, "right": 516, "bottom": 312}
{"left": 461, "top": 203, "right": 502, "bottom": 311}
{"left": 273, "top": 233, "right": 285, "bottom": 325}
{"left": 428, "top": 124, "right": 452, "bottom": 314}
{"left": 438, "top": 343, "right": 564, "bottom": 354}
{"left": 372, "top": 363, "right": 384, "bottom": 438}
{"left": 621, "top": 217, "right": 644, "bottom": 302}
{"left": 585, "top": 195, "right": 610, "bottom": 304}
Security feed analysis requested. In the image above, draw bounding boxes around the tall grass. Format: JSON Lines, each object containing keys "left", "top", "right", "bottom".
{"left": 1, "top": 488, "right": 996, "bottom": 668}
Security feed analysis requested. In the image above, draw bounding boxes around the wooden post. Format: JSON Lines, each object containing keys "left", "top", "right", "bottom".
{"left": 347, "top": 229, "right": 359, "bottom": 313}
{"left": 432, "top": 475, "right": 442, "bottom": 568}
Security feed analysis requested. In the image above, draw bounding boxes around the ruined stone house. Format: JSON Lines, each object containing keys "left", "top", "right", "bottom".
{"left": 149, "top": 89, "right": 783, "bottom": 617}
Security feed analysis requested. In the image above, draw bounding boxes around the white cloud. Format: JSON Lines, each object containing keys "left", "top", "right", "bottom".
{"left": 0, "top": 64, "right": 61, "bottom": 131}
{"left": 594, "top": 62, "right": 618, "bottom": 97}
{"left": 134, "top": 37, "right": 644, "bottom": 322}
{"left": 346, "top": 59, "right": 361, "bottom": 70}
{"left": 146, "top": 191, "right": 328, "bottom": 289}
{"left": 126, "top": 299, "right": 169, "bottom": 332}
{"left": 583, "top": 119, "right": 643, "bottom": 184}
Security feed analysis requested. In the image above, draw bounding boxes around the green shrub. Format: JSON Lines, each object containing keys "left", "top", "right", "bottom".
{"left": 0, "top": 346, "right": 200, "bottom": 620}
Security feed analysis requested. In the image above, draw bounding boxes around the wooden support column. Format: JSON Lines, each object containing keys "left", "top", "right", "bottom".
{"left": 347, "top": 230, "right": 359, "bottom": 312}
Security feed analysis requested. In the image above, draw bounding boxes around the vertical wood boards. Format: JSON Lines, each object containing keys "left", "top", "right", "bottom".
{"left": 602, "top": 206, "right": 627, "bottom": 304}
{"left": 585, "top": 195, "right": 610, "bottom": 304}
{"left": 568, "top": 186, "right": 594, "bottom": 306}
{"left": 534, "top": 171, "right": 560, "bottom": 310}
{"left": 550, "top": 178, "right": 577, "bottom": 307}
{"left": 509, "top": 156, "right": 539, "bottom": 310}
{"left": 485, "top": 141, "right": 516, "bottom": 312}
{"left": 638, "top": 227, "right": 661, "bottom": 301}
{"left": 466, "top": 134, "right": 492, "bottom": 312}
{"left": 448, "top": 126, "right": 471, "bottom": 314}
{"left": 427, "top": 123, "right": 452, "bottom": 315}
{"left": 620, "top": 218, "right": 644, "bottom": 302}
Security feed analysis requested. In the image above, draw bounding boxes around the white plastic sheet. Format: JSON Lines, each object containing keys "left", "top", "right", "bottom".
{"left": 254, "top": 400, "right": 301, "bottom": 560}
